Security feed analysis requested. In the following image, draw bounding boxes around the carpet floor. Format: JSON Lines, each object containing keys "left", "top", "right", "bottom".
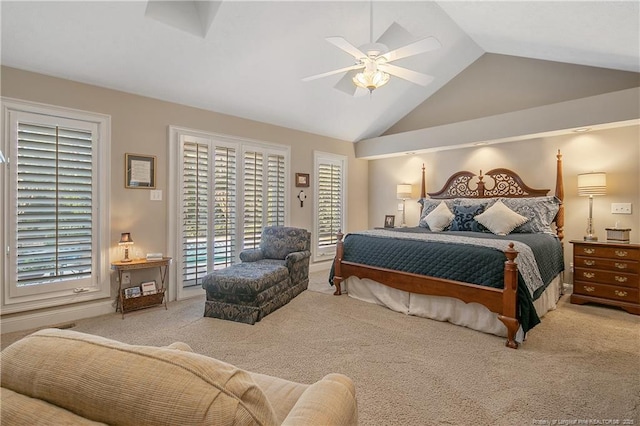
{"left": 2, "top": 270, "right": 639, "bottom": 425}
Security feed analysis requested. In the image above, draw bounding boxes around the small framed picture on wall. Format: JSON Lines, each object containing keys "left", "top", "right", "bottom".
{"left": 125, "top": 153, "right": 156, "bottom": 189}
{"left": 384, "top": 215, "right": 395, "bottom": 228}
{"left": 295, "top": 173, "right": 309, "bottom": 187}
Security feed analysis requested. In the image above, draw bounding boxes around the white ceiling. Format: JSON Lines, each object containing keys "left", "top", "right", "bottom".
{"left": 2, "top": 1, "right": 639, "bottom": 143}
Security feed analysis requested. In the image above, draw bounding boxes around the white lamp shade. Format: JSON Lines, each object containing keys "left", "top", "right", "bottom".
{"left": 577, "top": 172, "right": 606, "bottom": 196}
{"left": 396, "top": 184, "right": 413, "bottom": 199}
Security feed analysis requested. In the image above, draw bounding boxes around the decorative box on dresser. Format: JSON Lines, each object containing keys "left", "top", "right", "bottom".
{"left": 570, "top": 240, "right": 639, "bottom": 315}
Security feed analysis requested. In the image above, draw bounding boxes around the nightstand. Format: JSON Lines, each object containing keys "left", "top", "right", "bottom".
{"left": 570, "top": 240, "right": 639, "bottom": 314}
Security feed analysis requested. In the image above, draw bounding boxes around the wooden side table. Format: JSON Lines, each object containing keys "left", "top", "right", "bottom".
{"left": 570, "top": 240, "right": 639, "bottom": 314}
{"left": 111, "top": 258, "right": 172, "bottom": 318}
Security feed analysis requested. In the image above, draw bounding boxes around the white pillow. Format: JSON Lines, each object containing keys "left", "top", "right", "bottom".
{"left": 425, "top": 201, "right": 455, "bottom": 232}
{"left": 475, "top": 200, "right": 528, "bottom": 235}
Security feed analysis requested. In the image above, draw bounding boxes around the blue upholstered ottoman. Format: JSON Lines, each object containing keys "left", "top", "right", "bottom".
{"left": 202, "top": 261, "right": 293, "bottom": 324}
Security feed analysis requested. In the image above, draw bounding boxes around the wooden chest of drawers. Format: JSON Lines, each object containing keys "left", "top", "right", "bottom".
{"left": 570, "top": 240, "right": 639, "bottom": 315}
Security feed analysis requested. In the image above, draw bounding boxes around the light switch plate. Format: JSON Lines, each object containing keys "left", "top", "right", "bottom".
{"left": 150, "top": 190, "right": 162, "bottom": 201}
{"left": 397, "top": 203, "right": 404, "bottom": 211}
{"left": 611, "top": 203, "right": 632, "bottom": 214}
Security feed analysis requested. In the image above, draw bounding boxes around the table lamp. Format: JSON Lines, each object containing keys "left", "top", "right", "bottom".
{"left": 396, "top": 184, "right": 413, "bottom": 227}
{"left": 119, "top": 232, "right": 134, "bottom": 262}
{"left": 577, "top": 172, "right": 606, "bottom": 241}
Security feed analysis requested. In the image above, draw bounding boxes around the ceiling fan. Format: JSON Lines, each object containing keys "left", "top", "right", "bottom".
{"left": 303, "top": 4, "right": 441, "bottom": 95}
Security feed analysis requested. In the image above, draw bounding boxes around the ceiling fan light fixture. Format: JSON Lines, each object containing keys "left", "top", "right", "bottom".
{"left": 353, "top": 69, "right": 390, "bottom": 93}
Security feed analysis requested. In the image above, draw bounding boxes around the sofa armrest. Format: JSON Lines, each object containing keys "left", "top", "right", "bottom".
{"left": 284, "top": 250, "right": 310, "bottom": 269}
{"left": 282, "top": 373, "right": 358, "bottom": 426}
{"left": 240, "top": 248, "right": 264, "bottom": 262}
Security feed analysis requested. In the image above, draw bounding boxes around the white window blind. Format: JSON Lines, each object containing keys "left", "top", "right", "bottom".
{"left": 181, "top": 141, "right": 210, "bottom": 287}
{"left": 170, "top": 127, "right": 289, "bottom": 300}
{"left": 213, "top": 146, "right": 237, "bottom": 269}
{"left": 16, "top": 122, "right": 94, "bottom": 287}
{"left": 243, "top": 151, "right": 264, "bottom": 250}
{"left": 267, "top": 154, "right": 285, "bottom": 226}
{"left": 314, "top": 152, "right": 346, "bottom": 261}
{"left": 3, "top": 100, "right": 110, "bottom": 313}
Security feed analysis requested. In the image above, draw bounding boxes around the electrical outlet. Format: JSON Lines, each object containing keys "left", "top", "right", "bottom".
{"left": 121, "top": 272, "right": 131, "bottom": 285}
{"left": 150, "top": 190, "right": 162, "bottom": 201}
{"left": 611, "top": 203, "right": 632, "bottom": 214}
{"left": 397, "top": 203, "right": 404, "bottom": 211}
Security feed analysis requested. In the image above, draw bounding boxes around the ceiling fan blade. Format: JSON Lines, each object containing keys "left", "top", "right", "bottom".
{"left": 379, "top": 64, "right": 434, "bottom": 86}
{"left": 326, "top": 36, "right": 368, "bottom": 59}
{"left": 381, "top": 36, "right": 441, "bottom": 63}
{"left": 302, "top": 64, "right": 364, "bottom": 82}
{"left": 375, "top": 22, "right": 414, "bottom": 51}
{"left": 333, "top": 71, "right": 358, "bottom": 96}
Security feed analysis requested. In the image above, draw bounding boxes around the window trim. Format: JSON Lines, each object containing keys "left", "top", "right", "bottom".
{"left": 313, "top": 151, "right": 347, "bottom": 263}
{"left": 167, "top": 126, "right": 290, "bottom": 301}
{"left": 1, "top": 97, "right": 111, "bottom": 313}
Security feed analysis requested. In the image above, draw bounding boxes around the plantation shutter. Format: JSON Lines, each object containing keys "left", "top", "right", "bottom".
{"left": 243, "top": 151, "right": 263, "bottom": 249}
{"left": 16, "top": 122, "right": 93, "bottom": 287}
{"left": 181, "top": 141, "right": 209, "bottom": 287}
{"left": 213, "top": 146, "right": 237, "bottom": 269}
{"left": 314, "top": 152, "right": 346, "bottom": 261}
{"left": 267, "top": 154, "right": 285, "bottom": 227}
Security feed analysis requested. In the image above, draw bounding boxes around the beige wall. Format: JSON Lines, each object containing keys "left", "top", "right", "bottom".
{"left": 1, "top": 66, "right": 368, "bottom": 325}
{"left": 368, "top": 125, "right": 640, "bottom": 277}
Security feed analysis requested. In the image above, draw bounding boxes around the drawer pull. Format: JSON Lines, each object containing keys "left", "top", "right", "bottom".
{"left": 582, "top": 272, "right": 595, "bottom": 279}
{"left": 614, "top": 276, "right": 628, "bottom": 283}
{"left": 614, "top": 250, "right": 628, "bottom": 257}
{"left": 583, "top": 286, "right": 595, "bottom": 292}
{"left": 584, "top": 260, "right": 596, "bottom": 266}
{"left": 614, "top": 262, "right": 628, "bottom": 270}
{"left": 614, "top": 290, "right": 628, "bottom": 297}
{"left": 583, "top": 248, "right": 596, "bottom": 254}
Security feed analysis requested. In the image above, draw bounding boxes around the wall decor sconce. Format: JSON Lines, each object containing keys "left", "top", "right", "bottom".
{"left": 118, "top": 232, "right": 135, "bottom": 262}
{"left": 297, "top": 190, "right": 307, "bottom": 207}
{"left": 577, "top": 172, "right": 606, "bottom": 241}
{"left": 396, "top": 184, "right": 413, "bottom": 227}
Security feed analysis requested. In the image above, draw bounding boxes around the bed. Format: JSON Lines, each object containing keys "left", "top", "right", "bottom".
{"left": 331, "top": 151, "right": 565, "bottom": 348}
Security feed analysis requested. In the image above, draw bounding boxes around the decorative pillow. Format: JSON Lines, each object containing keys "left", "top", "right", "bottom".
{"left": 450, "top": 204, "right": 487, "bottom": 232}
{"left": 419, "top": 199, "right": 456, "bottom": 229}
{"left": 475, "top": 200, "right": 529, "bottom": 235}
{"left": 424, "top": 201, "right": 455, "bottom": 232}
{"left": 500, "top": 196, "right": 560, "bottom": 234}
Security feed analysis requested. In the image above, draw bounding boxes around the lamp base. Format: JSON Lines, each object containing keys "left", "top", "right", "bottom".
{"left": 583, "top": 235, "right": 598, "bottom": 242}
{"left": 121, "top": 258, "right": 133, "bottom": 263}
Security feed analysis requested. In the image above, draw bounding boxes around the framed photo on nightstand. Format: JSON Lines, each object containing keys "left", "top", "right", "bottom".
{"left": 384, "top": 215, "right": 395, "bottom": 228}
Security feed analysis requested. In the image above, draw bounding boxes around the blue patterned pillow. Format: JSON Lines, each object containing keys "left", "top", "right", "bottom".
{"left": 501, "top": 197, "right": 560, "bottom": 234}
{"left": 450, "top": 204, "right": 487, "bottom": 232}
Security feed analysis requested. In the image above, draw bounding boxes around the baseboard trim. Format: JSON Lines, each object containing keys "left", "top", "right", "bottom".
{"left": 1, "top": 300, "right": 115, "bottom": 334}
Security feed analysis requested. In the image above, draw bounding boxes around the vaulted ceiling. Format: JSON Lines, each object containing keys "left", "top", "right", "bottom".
{"left": 2, "top": 1, "right": 639, "bottom": 148}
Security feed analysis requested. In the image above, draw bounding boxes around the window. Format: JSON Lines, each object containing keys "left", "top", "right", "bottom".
{"left": 314, "top": 152, "right": 346, "bottom": 262}
{"left": 169, "top": 127, "right": 289, "bottom": 300}
{"left": 2, "top": 99, "right": 111, "bottom": 313}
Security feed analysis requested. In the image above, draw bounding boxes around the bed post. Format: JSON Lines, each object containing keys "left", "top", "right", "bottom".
{"left": 555, "top": 150, "right": 564, "bottom": 241}
{"left": 498, "top": 243, "right": 520, "bottom": 349}
{"left": 333, "top": 231, "right": 344, "bottom": 296}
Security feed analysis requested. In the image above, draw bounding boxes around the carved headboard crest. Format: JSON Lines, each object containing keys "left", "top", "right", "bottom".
{"left": 428, "top": 168, "right": 550, "bottom": 199}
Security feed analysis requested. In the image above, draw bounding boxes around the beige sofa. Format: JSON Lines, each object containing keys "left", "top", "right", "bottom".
{"left": 1, "top": 328, "right": 358, "bottom": 425}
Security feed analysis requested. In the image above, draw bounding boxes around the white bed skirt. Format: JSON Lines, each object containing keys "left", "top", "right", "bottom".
{"left": 344, "top": 274, "right": 563, "bottom": 341}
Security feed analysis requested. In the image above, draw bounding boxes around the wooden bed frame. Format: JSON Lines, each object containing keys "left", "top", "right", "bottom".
{"left": 332, "top": 150, "right": 564, "bottom": 349}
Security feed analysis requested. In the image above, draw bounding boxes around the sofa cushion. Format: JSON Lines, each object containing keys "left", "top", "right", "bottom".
{"left": 1, "top": 328, "right": 279, "bottom": 426}
{"left": 1, "top": 387, "right": 106, "bottom": 425}
{"left": 202, "top": 261, "right": 289, "bottom": 296}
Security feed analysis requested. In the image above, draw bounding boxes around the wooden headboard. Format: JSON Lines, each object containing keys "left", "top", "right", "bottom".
{"left": 419, "top": 150, "right": 565, "bottom": 240}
